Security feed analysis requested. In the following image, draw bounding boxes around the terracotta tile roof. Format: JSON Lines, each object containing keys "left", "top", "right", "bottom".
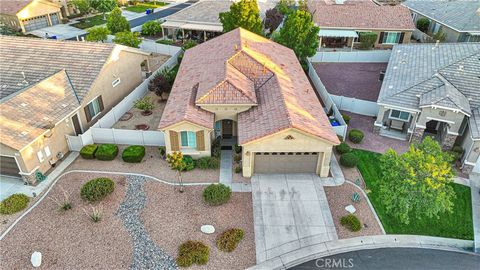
{"left": 159, "top": 28, "right": 339, "bottom": 145}
{"left": 0, "top": 70, "right": 80, "bottom": 150}
{"left": 308, "top": 0, "right": 415, "bottom": 30}
{"left": 0, "top": 0, "right": 31, "bottom": 15}
{"left": 0, "top": 36, "right": 115, "bottom": 101}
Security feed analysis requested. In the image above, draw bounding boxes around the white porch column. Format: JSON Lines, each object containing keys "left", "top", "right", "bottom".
{"left": 319, "top": 36, "right": 322, "bottom": 51}
{"left": 351, "top": 37, "right": 354, "bottom": 51}
{"left": 204, "top": 31, "right": 207, "bottom": 42}
{"left": 182, "top": 28, "right": 185, "bottom": 40}
{"left": 161, "top": 27, "right": 165, "bottom": 39}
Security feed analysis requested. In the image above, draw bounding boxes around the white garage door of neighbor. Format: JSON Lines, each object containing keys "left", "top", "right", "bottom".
{"left": 0, "top": 156, "right": 20, "bottom": 178}
{"left": 23, "top": 16, "right": 49, "bottom": 32}
{"left": 254, "top": 152, "right": 319, "bottom": 174}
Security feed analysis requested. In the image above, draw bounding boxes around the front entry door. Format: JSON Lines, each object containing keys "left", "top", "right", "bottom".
{"left": 425, "top": 120, "right": 439, "bottom": 134}
{"left": 71, "top": 114, "right": 83, "bottom": 135}
{"left": 222, "top": 120, "right": 233, "bottom": 139}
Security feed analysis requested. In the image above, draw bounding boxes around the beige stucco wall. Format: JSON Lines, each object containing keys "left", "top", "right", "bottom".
{"left": 0, "top": 14, "right": 21, "bottom": 31}
{"left": 411, "top": 13, "right": 461, "bottom": 42}
{"left": 200, "top": 105, "right": 253, "bottom": 121}
{"left": 162, "top": 121, "right": 213, "bottom": 157}
{"left": 241, "top": 128, "right": 335, "bottom": 177}
{"left": 17, "top": 0, "right": 62, "bottom": 20}
{"left": 416, "top": 107, "right": 467, "bottom": 135}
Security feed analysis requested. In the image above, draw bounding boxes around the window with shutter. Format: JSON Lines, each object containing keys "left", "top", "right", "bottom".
{"left": 169, "top": 131, "right": 179, "bottom": 151}
{"left": 196, "top": 131, "right": 205, "bottom": 151}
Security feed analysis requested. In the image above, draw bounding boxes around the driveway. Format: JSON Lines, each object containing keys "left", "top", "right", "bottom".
{"left": 252, "top": 174, "right": 337, "bottom": 263}
{"left": 29, "top": 24, "right": 86, "bottom": 40}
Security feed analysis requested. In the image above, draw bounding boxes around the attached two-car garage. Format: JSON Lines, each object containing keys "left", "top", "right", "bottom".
{"left": 0, "top": 156, "right": 20, "bottom": 178}
{"left": 253, "top": 152, "right": 320, "bottom": 174}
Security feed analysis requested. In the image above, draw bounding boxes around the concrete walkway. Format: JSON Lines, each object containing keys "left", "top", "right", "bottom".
{"left": 470, "top": 173, "right": 480, "bottom": 253}
{"left": 252, "top": 174, "right": 337, "bottom": 263}
{"left": 219, "top": 149, "right": 251, "bottom": 192}
{"left": 321, "top": 155, "right": 345, "bottom": 186}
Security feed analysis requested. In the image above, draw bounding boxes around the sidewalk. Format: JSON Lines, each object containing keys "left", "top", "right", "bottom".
{"left": 470, "top": 173, "right": 480, "bottom": 253}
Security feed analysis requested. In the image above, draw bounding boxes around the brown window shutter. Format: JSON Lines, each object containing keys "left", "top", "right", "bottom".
{"left": 399, "top": 32, "right": 405, "bottom": 44}
{"left": 378, "top": 32, "right": 385, "bottom": 44}
{"left": 98, "top": 95, "right": 105, "bottom": 111}
{"left": 169, "top": 131, "right": 179, "bottom": 151}
{"left": 196, "top": 131, "right": 205, "bottom": 151}
{"left": 84, "top": 106, "right": 92, "bottom": 122}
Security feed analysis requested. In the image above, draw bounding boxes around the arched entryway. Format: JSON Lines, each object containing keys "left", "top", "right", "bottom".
{"left": 214, "top": 119, "right": 237, "bottom": 149}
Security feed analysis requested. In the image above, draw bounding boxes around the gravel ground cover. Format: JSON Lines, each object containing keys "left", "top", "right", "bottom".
{"left": 68, "top": 145, "right": 220, "bottom": 183}
{"left": 0, "top": 173, "right": 131, "bottom": 269}
{"left": 0, "top": 195, "right": 40, "bottom": 234}
{"left": 324, "top": 183, "right": 383, "bottom": 239}
{"left": 142, "top": 182, "right": 256, "bottom": 270}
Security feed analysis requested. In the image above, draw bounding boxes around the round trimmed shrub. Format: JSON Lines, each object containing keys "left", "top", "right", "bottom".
{"left": 217, "top": 228, "right": 244, "bottom": 252}
{"left": 335, "top": 142, "right": 351, "bottom": 155}
{"left": 122, "top": 145, "right": 145, "bottom": 163}
{"left": 80, "top": 144, "right": 98, "bottom": 159}
{"left": 0, "top": 193, "right": 29, "bottom": 215}
{"left": 95, "top": 144, "right": 119, "bottom": 161}
{"left": 176, "top": 241, "right": 209, "bottom": 267}
{"left": 340, "top": 152, "right": 359, "bottom": 168}
{"left": 182, "top": 155, "right": 195, "bottom": 171}
{"left": 342, "top": 113, "right": 351, "bottom": 124}
{"left": 348, "top": 129, "right": 364, "bottom": 144}
{"left": 196, "top": 157, "right": 219, "bottom": 169}
{"left": 340, "top": 214, "right": 361, "bottom": 232}
{"left": 81, "top": 178, "right": 115, "bottom": 202}
{"left": 203, "top": 183, "right": 231, "bottom": 206}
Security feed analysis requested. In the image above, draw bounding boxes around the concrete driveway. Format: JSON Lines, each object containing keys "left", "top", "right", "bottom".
{"left": 252, "top": 174, "right": 337, "bottom": 263}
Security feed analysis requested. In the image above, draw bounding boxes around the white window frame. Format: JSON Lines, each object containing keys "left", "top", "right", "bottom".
{"left": 389, "top": 109, "right": 411, "bottom": 122}
{"left": 86, "top": 96, "right": 102, "bottom": 120}
{"left": 112, "top": 78, "right": 121, "bottom": 88}
{"left": 180, "top": 131, "right": 196, "bottom": 148}
{"left": 37, "top": 151, "right": 44, "bottom": 162}
{"left": 383, "top": 32, "right": 402, "bottom": 45}
{"left": 44, "top": 146, "right": 51, "bottom": 158}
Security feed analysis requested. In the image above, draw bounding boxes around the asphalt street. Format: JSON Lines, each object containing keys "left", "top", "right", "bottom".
{"left": 128, "top": 2, "right": 192, "bottom": 28}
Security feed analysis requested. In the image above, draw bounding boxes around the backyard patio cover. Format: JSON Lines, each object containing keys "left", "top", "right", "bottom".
{"left": 161, "top": 21, "right": 223, "bottom": 32}
{"left": 318, "top": 29, "right": 358, "bottom": 38}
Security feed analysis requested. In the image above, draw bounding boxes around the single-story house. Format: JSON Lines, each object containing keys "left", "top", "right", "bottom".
{"left": 0, "top": 36, "right": 153, "bottom": 183}
{"left": 158, "top": 28, "right": 340, "bottom": 177}
{"left": 403, "top": 0, "right": 480, "bottom": 43}
{"left": 0, "top": 0, "right": 63, "bottom": 33}
{"left": 375, "top": 42, "right": 480, "bottom": 173}
{"left": 307, "top": 0, "right": 415, "bottom": 50}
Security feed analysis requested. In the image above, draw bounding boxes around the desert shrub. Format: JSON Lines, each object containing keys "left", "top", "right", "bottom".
{"left": 358, "top": 32, "right": 377, "bottom": 50}
{"left": 122, "top": 145, "right": 145, "bottom": 163}
{"left": 196, "top": 157, "right": 219, "bottom": 169}
{"left": 95, "top": 144, "right": 119, "bottom": 160}
{"left": 0, "top": 194, "right": 29, "bottom": 215}
{"left": 233, "top": 154, "right": 242, "bottom": 163}
{"left": 176, "top": 241, "right": 209, "bottom": 267}
{"left": 148, "top": 74, "right": 171, "bottom": 101}
{"left": 235, "top": 166, "right": 242, "bottom": 174}
{"left": 182, "top": 155, "right": 195, "bottom": 171}
{"left": 335, "top": 142, "right": 351, "bottom": 155}
{"left": 340, "top": 152, "right": 359, "bottom": 168}
{"left": 234, "top": 144, "right": 242, "bottom": 154}
{"left": 81, "top": 177, "right": 115, "bottom": 202}
{"left": 80, "top": 144, "right": 98, "bottom": 159}
{"left": 159, "top": 146, "right": 166, "bottom": 159}
{"left": 141, "top": 20, "right": 161, "bottom": 36}
{"left": 340, "top": 214, "right": 361, "bottom": 232}
{"left": 217, "top": 228, "right": 244, "bottom": 252}
{"left": 348, "top": 129, "right": 364, "bottom": 144}
{"left": 84, "top": 206, "right": 102, "bottom": 223}
{"left": 203, "top": 184, "right": 231, "bottom": 206}
{"left": 416, "top": 18, "right": 430, "bottom": 33}
{"left": 49, "top": 186, "right": 72, "bottom": 211}
{"left": 342, "top": 113, "right": 351, "bottom": 124}
{"left": 133, "top": 96, "right": 154, "bottom": 113}
{"left": 182, "top": 39, "right": 197, "bottom": 51}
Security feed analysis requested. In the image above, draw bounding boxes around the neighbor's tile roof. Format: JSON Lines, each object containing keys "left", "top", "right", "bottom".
{"left": 403, "top": 0, "right": 480, "bottom": 33}
{"left": 0, "top": 0, "right": 31, "bottom": 15}
{"left": 0, "top": 36, "right": 115, "bottom": 101}
{"left": 308, "top": 0, "right": 415, "bottom": 30}
{"left": 378, "top": 43, "right": 480, "bottom": 138}
{"left": 0, "top": 70, "right": 80, "bottom": 150}
{"left": 159, "top": 28, "right": 339, "bottom": 145}
{"left": 164, "top": 0, "right": 232, "bottom": 24}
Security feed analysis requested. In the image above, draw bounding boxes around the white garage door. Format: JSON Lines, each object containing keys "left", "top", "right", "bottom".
{"left": 254, "top": 152, "right": 319, "bottom": 174}
{"left": 23, "top": 16, "right": 49, "bottom": 32}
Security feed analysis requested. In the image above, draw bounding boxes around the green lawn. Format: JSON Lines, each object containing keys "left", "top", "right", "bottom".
{"left": 125, "top": 2, "right": 167, "bottom": 13}
{"left": 352, "top": 149, "right": 474, "bottom": 240}
{"left": 71, "top": 14, "right": 106, "bottom": 29}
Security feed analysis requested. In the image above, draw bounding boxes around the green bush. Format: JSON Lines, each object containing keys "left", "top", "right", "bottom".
{"left": 141, "top": 20, "right": 161, "bottom": 36}
{"left": 336, "top": 142, "right": 351, "bottom": 155}
{"left": 217, "top": 228, "right": 244, "bottom": 252}
{"left": 122, "top": 145, "right": 145, "bottom": 163}
{"left": 81, "top": 178, "right": 115, "bottom": 202}
{"left": 235, "top": 166, "right": 242, "bottom": 174}
{"left": 449, "top": 146, "right": 465, "bottom": 163}
{"left": 234, "top": 144, "right": 242, "bottom": 154}
{"left": 342, "top": 113, "right": 351, "bottom": 124}
{"left": 0, "top": 194, "right": 29, "bottom": 215}
{"left": 211, "top": 138, "right": 221, "bottom": 158}
{"left": 159, "top": 146, "right": 166, "bottom": 158}
{"left": 340, "top": 214, "right": 362, "bottom": 232}
{"left": 417, "top": 18, "right": 430, "bottom": 33}
{"left": 80, "top": 144, "right": 98, "bottom": 159}
{"left": 340, "top": 152, "right": 359, "bottom": 168}
{"left": 182, "top": 155, "right": 195, "bottom": 171}
{"left": 348, "top": 129, "right": 364, "bottom": 144}
{"left": 203, "top": 184, "right": 231, "bottom": 206}
{"left": 358, "top": 32, "right": 378, "bottom": 50}
{"left": 196, "top": 157, "right": 220, "bottom": 169}
{"left": 182, "top": 39, "right": 197, "bottom": 51}
{"left": 234, "top": 154, "right": 242, "bottom": 163}
{"left": 156, "top": 39, "right": 175, "bottom": 45}
{"left": 176, "top": 241, "right": 209, "bottom": 267}
{"left": 95, "top": 144, "right": 119, "bottom": 161}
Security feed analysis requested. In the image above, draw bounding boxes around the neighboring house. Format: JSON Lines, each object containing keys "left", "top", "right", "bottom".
{"left": 308, "top": 0, "right": 415, "bottom": 50}
{"left": 158, "top": 28, "right": 340, "bottom": 177}
{"left": 0, "top": 36, "right": 153, "bottom": 183}
{"left": 50, "top": 0, "right": 80, "bottom": 18}
{"left": 375, "top": 42, "right": 480, "bottom": 173}
{"left": 0, "top": 0, "right": 63, "bottom": 33}
{"left": 404, "top": 0, "right": 480, "bottom": 43}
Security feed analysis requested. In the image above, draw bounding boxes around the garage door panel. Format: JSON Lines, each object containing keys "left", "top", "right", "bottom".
{"left": 254, "top": 152, "right": 319, "bottom": 174}
{"left": 0, "top": 156, "right": 20, "bottom": 177}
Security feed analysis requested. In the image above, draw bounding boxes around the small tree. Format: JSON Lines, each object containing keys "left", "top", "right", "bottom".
{"left": 379, "top": 136, "right": 456, "bottom": 225}
{"left": 428, "top": 30, "right": 447, "bottom": 43}
{"left": 358, "top": 32, "right": 377, "bottom": 50}
{"left": 133, "top": 96, "right": 154, "bottom": 114}
{"left": 148, "top": 73, "right": 171, "bottom": 100}
{"left": 277, "top": 0, "right": 295, "bottom": 15}
{"left": 274, "top": 10, "right": 319, "bottom": 66}
{"left": 219, "top": 0, "right": 263, "bottom": 35}
{"left": 72, "top": 0, "right": 91, "bottom": 15}
{"left": 182, "top": 39, "right": 197, "bottom": 51}
{"left": 141, "top": 21, "right": 162, "bottom": 36}
{"left": 90, "top": 0, "right": 117, "bottom": 20}
{"left": 86, "top": 27, "right": 110, "bottom": 42}
{"left": 416, "top": 18, "right": 430, "bottom": 33}
{"left": 166, "top": 151, "right": 187, "bottom": 192}
{"left": 113, "top": 31, "right": 141, "bottom": 48}
{"left": 264, "top": 8, "right": 283, "bottom": 34}
{"left": 107, "top": 7, "right": 130, "bottom": 34}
